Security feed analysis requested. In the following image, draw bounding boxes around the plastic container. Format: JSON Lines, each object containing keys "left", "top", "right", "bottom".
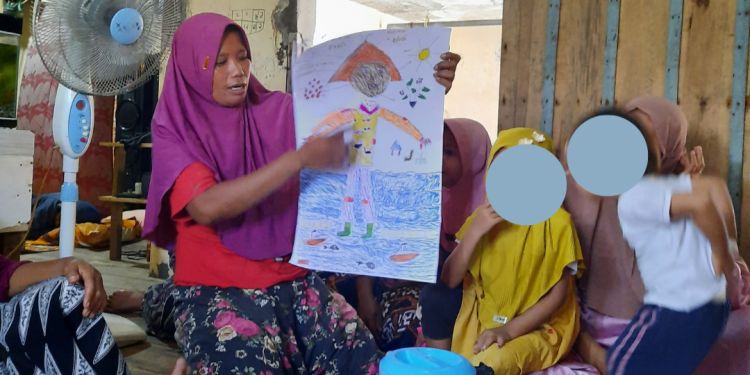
{"left": 379, "top": 347, "right": 475, "bottom": 375}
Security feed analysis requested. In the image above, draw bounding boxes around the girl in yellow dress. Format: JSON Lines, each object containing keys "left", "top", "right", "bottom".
{"left": 441, "top": 128, "right": 585, "bottom": 374}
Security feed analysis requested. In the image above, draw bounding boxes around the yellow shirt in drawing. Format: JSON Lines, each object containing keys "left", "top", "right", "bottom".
{"left": 351, "top": 109, "right": 379, "bottom": 166}
{"left": 316, "top": 104, "right": 424, "bottom": 167}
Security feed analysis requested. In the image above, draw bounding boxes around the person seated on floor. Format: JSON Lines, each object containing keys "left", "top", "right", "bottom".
{"left": 28, "top": 193, "right": 102, "bottom": 240}
{"left": 0, "top": 254, "right": 127, "bottom": 373}
{"left": 443, "top": 128, "right": 585, "bottom": 375}
{"left": 417, "top": 118, "right": 491, "bottom": 350}
{"left": 136, "top": 13, "right": 454, "bottom": 373}
{"left": 607, "top": 107, "right": 734, "bottom": 374}
{"left": 105, "top": 119, "right": 482, "bottom": 349}
{"left": 107, "top": 21, "right": 462, "bottom": 360}
{"left": 563, "top": 96, "right": 750, "bottom": 375}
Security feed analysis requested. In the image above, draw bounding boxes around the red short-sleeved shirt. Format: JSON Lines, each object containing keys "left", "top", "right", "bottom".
{"left": 170, "top": 162, "right": 307, "bottom": 289}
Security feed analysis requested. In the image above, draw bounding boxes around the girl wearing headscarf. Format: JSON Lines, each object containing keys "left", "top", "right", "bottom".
{"left": 143, "top": 13, "right": 461, "bottom": 373}
{"left": 419, "top": 118, "right": 491, "bottom": 350}
{"left": 443, "top": 128, "right": 585, "bottom": 374}
{"left": 609, "top": 106, "right": 737, "bottom": 374}
{"left": 565, "top": 96, "right": 750, "bottom": 374}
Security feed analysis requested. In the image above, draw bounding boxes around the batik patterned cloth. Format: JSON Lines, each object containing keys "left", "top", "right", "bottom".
{"left": 0, "top": 277, "right": 128, "bottom": 374}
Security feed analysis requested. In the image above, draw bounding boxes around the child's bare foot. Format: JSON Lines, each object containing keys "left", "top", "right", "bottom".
{"left": 106, "top": 290, "right": 145, "bottom": 313}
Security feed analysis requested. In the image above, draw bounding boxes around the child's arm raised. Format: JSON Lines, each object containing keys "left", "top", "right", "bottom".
{"left": 473, "top": 274, "right": 571, "bottom": 354}
{"left": 700, "top": 177, "right": 745, "bottom": 307}
{"left": 671, "top": 176, "right": 739, "bottom": 300}
{"left": 441, "top": 202, "right": 502, "bottom": 288}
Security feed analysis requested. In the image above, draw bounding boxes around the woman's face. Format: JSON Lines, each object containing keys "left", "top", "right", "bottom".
{"left": 442, "top": 127, "right": 463, "bottom": 187}
{"left": 212, "top": 31, "right": 251, "bottom": 107}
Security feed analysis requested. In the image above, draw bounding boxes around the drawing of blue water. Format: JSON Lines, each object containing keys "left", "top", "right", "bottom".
{"left": 292, "top": 169, "right": 441, "bottom": 282}
{"left": 298, "top": 169, "right": 441, "bottom": 229}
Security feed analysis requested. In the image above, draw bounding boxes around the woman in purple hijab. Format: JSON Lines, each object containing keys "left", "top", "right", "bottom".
{"left": 142, "top": 13, "right": 460, "bottom": 373}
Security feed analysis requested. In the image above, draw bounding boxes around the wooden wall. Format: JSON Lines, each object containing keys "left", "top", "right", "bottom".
{"left": 499, "top": 0, "right": 750, "bottom": 260}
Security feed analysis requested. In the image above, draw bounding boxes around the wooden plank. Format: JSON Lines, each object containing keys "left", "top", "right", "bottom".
{"left": 552, "top": 0, "right": 608, "bottom": 140}
{"left": 0, "top": 224, "right": 29, "bottom": 234}
{"left": 525, "top": 0, "right": 549, "bottom": 131}
{"left": 742, "top": 9, "right": 750, "bottom": 261}
{"left": 113, "top": 147, "right": 125, "bottom": 195}
{"left": 729, "top": 0, "right": 750, "bottom": 235}
{"left": 99, "top": 196, "right": 147, "bottom": 205}
{"left": 500, "top": 0, "right": 525, "bottom": 129}
{"left": 109, "top": 202, "right": 123, "bottom": 261}
{"left": 665, "top": 0, "right": 685, "bottom": 101}
{"left": 1, "top": 232, "right": 25, "bottom": 260}
{"left": 601, "top": 0, "right": 621, "bottom": 107}
{"left": 498, "top": 0, "right": 548, "bottom": 131}
{"left": 614, "top": 0, "right": 670, "bottom": 104}
{"left": 743, "top": 63, "right": 750, "bottom": 261}
{"left": 678, "top": 0, "right": 736, "bottom": 179}
{"left": 541, "top": 0, "right": 561, "bottom": 135}
{"left": 99, "top": 142, "right": 153, "bottom": 149}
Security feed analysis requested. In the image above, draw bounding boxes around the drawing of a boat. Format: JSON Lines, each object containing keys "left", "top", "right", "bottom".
{"left": 390, "top": 243, "right": 418, "bottom": 263}
{"left": 305, "top": 230, "right": 326, "bottom": 246}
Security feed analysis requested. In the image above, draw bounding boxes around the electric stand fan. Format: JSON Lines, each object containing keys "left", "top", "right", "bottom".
{"left": 33, "top": 0, "right": 186, "bottom": 257}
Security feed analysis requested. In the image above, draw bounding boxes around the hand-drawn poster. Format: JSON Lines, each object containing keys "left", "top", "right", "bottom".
{"left": 290, "top": 28, "right": 450, "bottom": 283}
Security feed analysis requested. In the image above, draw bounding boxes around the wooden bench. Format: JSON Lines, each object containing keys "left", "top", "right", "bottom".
{"left": 0, "top": 224, "right": 30, "bottom": 261}
{"left": 99, "top": 195, "right": 146, "bottom": 261}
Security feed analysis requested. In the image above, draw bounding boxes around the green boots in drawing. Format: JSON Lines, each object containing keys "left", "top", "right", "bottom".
{"left": 337, "top": 222, "right": 352, "bottom": 237}
{"left": 362, "top": 223, "right": 374, "bottom": 239}
{"left": 336, "top": 222, "right": 374, "bottom": 239}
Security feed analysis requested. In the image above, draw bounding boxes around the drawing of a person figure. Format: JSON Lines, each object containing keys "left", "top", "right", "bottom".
{"left": 312, "top": 41, "right": 430, "bottom": 239}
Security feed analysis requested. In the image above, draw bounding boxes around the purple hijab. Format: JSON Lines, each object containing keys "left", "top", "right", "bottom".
{"left": 143, "top": 13, "right": 299, "bottom": 260}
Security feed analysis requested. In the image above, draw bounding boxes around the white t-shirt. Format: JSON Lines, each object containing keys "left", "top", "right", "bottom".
{"left": 618, "top": 174, "right": 726, "bottom": 312}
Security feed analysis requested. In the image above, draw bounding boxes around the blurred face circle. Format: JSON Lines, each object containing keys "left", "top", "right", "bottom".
{"left": 442, "top": 127, "right": 462, "bottom": 187}
{"left": 212, "top": 31, "right": 251, "bottom": 107}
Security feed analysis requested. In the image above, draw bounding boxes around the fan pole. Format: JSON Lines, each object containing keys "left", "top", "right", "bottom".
{"left": 52, "top": 84, "right": 94, "bottom": 258}
{"left": 59, "top": 156, "right": 79, "bottom": 258}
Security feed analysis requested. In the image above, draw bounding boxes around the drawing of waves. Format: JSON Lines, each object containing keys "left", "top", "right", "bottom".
{"left": 293, "top": 169, "right": 441, "bottom": 282}
{"left": 297, "top": 169, "right": 441, "bottom": 230}
{"left": 293, "top": 235, "right": 439, "bottom": 282}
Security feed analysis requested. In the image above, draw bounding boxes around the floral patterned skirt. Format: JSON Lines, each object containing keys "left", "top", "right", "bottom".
{"left": 173, "top": 272, "right": 381, "bottom": 374}
{"left": 320, "top": 273, "right": 422, "bottom": 351}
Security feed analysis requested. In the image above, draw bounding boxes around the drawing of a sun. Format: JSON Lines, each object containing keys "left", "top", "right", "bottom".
{"left": 399, "top": 36, "right": 441, "bottom": 73}
{"left": 418, "top": 48, "right": 430, "bottom": 61}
